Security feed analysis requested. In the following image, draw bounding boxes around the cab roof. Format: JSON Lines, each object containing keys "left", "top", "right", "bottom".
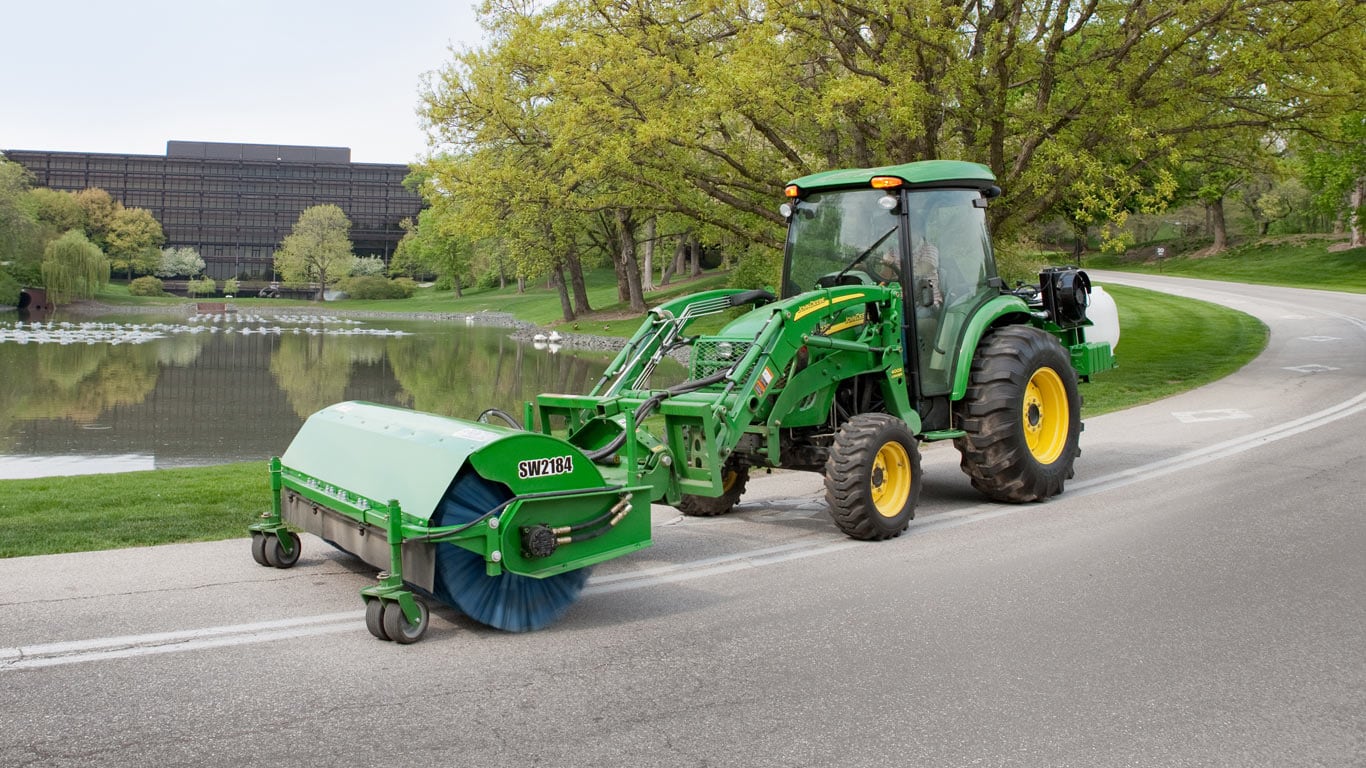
{"left": 787, "top": 160, "right": 996, "bottom": 193}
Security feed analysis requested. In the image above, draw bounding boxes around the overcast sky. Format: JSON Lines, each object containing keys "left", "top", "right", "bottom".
{"left": 1, "top": 1, "right": 486, "bottom": 164}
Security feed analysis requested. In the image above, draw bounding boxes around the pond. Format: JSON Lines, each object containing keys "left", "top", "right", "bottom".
{"left": 0, "top": 310, "right": 680, "bottom": 479}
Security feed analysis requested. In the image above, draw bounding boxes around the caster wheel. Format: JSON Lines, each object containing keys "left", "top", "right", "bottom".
{"left": 382, "top": 600, "right": 429, "bottom": 645}
{"left": 264, "top": 532, "right": 301, "bottom": 569}
{"left": 365, "top": 598, "right": 391, "bottom": 641}
{"left": 250, "top": 533, "right": 270, "bottom": 567}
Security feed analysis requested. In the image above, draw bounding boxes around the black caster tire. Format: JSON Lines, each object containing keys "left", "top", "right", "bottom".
{"left": 383, "top": 600, "right": 429, "bottom": 644}
{"left": 250, "top": 533, "right": 270, "bottom": 567}
{"left": 365, "top": 598, "right": 391, "bottom": 641}
{"left": 264, "top": 532, "right": 302, "bottom": 569}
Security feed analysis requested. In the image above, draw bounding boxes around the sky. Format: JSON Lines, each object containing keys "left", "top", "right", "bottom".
{"left": 0, "top": 1, "right": 487, "bottom": 164}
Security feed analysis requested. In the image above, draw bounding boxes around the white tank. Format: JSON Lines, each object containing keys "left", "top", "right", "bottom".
{"left": 1087, "top": 285, "right": 1120, "bottom": 351}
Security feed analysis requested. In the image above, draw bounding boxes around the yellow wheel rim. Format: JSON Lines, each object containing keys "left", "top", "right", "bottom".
{"left": 870, "top": 441, "right": 912, "bottom": 518}
{"left": 1023, "top": 367, "right": 1069, "bottom": 464}
{"left": 721, "top": 469, "right": 738, "bottom": 493}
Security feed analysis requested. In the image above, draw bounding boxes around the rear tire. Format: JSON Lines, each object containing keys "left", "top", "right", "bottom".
{"left": 954, "top": 326, "right": 1082, "bottom": 502}
{"left": 824, "top": 414, "right": 921, "bottom": 540}
{"left": 676, "top": 461, "right": 750, "bottom": 517}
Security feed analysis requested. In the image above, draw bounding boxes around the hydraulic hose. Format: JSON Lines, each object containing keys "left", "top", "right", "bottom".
{"left": 584, "top": 366, "right": 736, "bottom": 462}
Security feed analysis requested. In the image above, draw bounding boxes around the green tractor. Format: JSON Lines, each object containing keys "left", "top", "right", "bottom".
{"left": 250, "top": 160, "right": 1116, "bottom": 641}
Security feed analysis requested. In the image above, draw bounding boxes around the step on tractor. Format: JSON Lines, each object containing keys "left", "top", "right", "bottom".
{"left": 249, "top": 160, "right": 1118, "bottom": 642}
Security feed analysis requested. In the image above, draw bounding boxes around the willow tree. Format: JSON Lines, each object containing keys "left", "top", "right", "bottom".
{"left": 41, "top": 229, "right": 109, "bottom": 304}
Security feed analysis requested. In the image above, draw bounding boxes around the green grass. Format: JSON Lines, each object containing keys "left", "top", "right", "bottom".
{"left": 1082, "top": 285, "right": 1267, "bottom": 414}
{"left": 1086, "top": 237, "right": 1366, "bottom": 293}
{"left": 0, "top": 462, "right": 269, "bottom": 558}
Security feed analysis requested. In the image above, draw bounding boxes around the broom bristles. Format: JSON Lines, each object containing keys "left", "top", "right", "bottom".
{"left": 431, "top": 468, "right": 590, "bottom": 632}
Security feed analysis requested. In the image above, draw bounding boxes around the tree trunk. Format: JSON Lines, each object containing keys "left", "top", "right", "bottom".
{"left": 566, "top": 244, "right": 591, "bottom": 315}
{"left": 517, "top": 275, "right": 526, "bottom": 294}
{"left": 552, "top": 261, "right": 574, "bottom": 322}
{"left": 612, "top": 247, "right": 630, "bottom": 304}
{"left": 660, "top": 235, "right": 684, "bottom": 285}
{"left": 453, "top": 274, "right": 463, "bottom": 299}
{"left": 1351, "top": 177, "right": 1365, "bottom": 249}
{"left": 641, "top": 215, "right": 656, "bottom": 293}
{"left": 1207, "top": 197, "right": 1228, "bottom": 253}
{"left": 616, "top": 209, "right": 646, "bottom": 312}
{"left": 1071, "top": 221, "right": 1087, "bottom": 262}
{"left": 688, "top": 233, "right": 701, "bottom": 278}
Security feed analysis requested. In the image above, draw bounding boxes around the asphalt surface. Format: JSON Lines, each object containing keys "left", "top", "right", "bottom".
{"left": 2, "top": 274, "right": 1363, "bottom": 767}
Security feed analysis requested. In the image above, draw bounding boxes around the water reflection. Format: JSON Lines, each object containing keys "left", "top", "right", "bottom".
{"left": 0, "top": 313, "right": 674, "bottom": 478}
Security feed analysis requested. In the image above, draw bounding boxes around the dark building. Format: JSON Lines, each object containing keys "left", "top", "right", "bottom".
{"left": 2, "top": 140, "right": 423, "bottom": 279}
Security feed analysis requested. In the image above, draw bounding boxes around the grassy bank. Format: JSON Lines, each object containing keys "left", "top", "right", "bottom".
{"left": 0, "top": 283, "right": 1267, "bottom": 558}
{"left": 90, "top": 269, "right": 734, "bottom": 335}
{"left": 1086, "top": 237, "right": 1366, "bottom": 293}
{"left": 0, "top": 462, "right": 268, "bottom": 558}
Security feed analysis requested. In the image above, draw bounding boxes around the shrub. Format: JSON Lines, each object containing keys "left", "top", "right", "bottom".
{"left": 128, "top": 276, "right": 165, "bottom": 297}
{"left": 0, "top": 270, "right": 19, "bottom": 307}
{"left": 433, "top": 275, "right": 454, "bottom": 291}
{"left": 186, "top": 277, "right": 218, "bottom": 297}
{"left": 728, "top": 245, "right": 782, "bottom": 291}
{"left": 223, "top": 278, "right": 239, "bottom": 296}
{"left": 340, "top": 275, "right": 414, "bottom": 300}
{"left": 392, "top": 277, "right": 418, "bottom": 297}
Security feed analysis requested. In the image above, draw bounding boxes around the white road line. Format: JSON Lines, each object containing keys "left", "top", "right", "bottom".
{"left": 7, "top": 390, "right": 1364, "bottom": 671}
{"left": 1, "top": 611, "right": 362, "bottom": 671}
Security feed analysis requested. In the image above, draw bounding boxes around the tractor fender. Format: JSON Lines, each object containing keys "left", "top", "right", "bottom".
{"left": 949, "top": 294, "right": 1033, "bottom": 401}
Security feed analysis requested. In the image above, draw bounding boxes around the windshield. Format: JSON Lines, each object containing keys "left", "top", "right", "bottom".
{"left": 781, "top": 188, "right": 899, "bottom": 297}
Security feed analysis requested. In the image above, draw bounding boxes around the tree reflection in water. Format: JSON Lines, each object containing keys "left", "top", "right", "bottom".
{"left": 0, "top": 316, "right": 685, "bottom": 474}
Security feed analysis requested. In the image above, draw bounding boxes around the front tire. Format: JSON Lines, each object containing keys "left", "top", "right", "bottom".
{"left": 954, "top": 326, "right": 1082, "bottom": 502}
{"left": 824, "top": 414, "right": 921, "bottom": 540}
{"left": 677, "top": 461, "right": 750, "bottom": 517}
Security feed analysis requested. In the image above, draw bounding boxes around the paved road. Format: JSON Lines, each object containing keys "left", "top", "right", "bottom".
{"left": 2, "top": 275, "right": 1363, "bottom": 767}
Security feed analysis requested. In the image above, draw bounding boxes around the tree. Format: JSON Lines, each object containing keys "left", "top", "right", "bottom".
{"left": 421, "top": 0, "right": 1363, "bottom": 280}
{"left": 274, "top": 204, "right": 355, "bottom": 300}
{"left": 106, "top": 206, "right": 165, "bottom": 279}
{"left": 41, "top": 230, "right": 109, "bottom": 304}
{"left": 26, "top": 188, "right": 86, "bottom": 236}
{"left": 0, "top": 159, "right": 43, "bottom": 268}
{"left": 1302, "top": 112, "right": 1366, "bottom": 248}
{"left": 350, "top": 256, "right": 387, "bottom": 276}
{"left": 72, "top": 188, "right": 120, "bottom": 250}
{"left": 156, "top": 246, "right": 205, "bottom": 278}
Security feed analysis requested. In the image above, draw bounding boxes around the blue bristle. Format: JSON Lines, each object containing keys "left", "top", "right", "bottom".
{"left": 430, "top": 467, "right": 590, "bottom": 632}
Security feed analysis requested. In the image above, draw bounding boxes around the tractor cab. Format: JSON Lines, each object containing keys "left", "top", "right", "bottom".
{"left": 780, "top": 162, "right": 1004, "bottom": 401}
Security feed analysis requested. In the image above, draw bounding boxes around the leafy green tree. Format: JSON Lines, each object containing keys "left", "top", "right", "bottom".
{"left": 1302, "top": 112, "right": 1366, "bottom": 248}
{"left": 72, "top": 188, "right": 120, "bottom": 250}
{"left": 26, "top": 187, "right": 86, "bottom": 236}
{"left": 41, "top": 230, "right": 109, "bottom": 304}
{"left": 0, "top": 159, "right": 43, "bottom": 269}
{"left": 274, "top": 204, "right": 355, "bottom": 300}
{"left": 421, "top": 0, "right": 1363, "bottom": 282}
{"left": 106, "top": 206, "right": 166, "bottom": 279}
